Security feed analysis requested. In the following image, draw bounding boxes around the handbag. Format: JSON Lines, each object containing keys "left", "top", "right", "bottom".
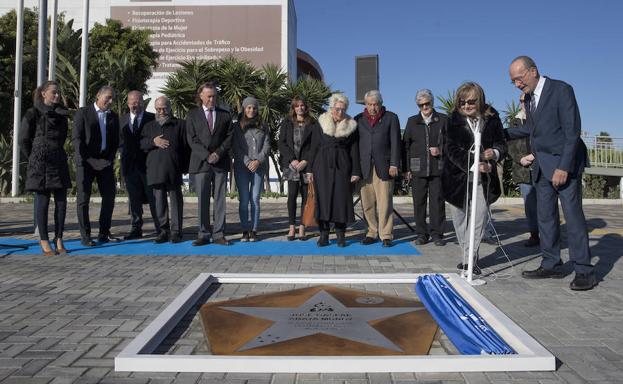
{"left": 301, "top": 182, "right": 317, "bottom": 227}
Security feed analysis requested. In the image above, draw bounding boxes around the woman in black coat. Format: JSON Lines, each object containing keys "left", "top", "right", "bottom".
{"left": 303, "top": 93, "right": 361, "bottom": 247}
{"left": 441, "top": 82, "right": 506, "bottom": 274}
{"left": 278, "top": 96, "right": 314, "bottom": 241}
{"left": 19, "top": 80, "right": 71, "bottom": 255}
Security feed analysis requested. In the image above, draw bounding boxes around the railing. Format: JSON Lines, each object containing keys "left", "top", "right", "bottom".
{"left": 582, "top": 135, "right": 623, "bottom": 168}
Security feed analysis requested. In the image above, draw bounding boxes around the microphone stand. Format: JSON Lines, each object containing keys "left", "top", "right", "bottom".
{"left": 464, "top": 125, "right": 486, "bottom": 286}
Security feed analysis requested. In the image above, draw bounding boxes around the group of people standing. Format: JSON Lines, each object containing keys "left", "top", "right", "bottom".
{"left": 19, "top": 55, "right": 596, "bottom": 291}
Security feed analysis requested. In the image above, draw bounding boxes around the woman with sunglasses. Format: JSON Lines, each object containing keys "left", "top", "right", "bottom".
{"left": 441, "top": 82, "right": 506, "bottom": 275}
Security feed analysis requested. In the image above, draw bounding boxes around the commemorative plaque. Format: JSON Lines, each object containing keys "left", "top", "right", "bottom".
{"left": 199, "top": 285, "right": 438, "bottom": 356}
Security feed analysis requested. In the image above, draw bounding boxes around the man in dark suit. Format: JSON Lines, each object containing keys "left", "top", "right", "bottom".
{"left": 507, "top": 56, "right": 595, "bottom": 290}
{"left": 354, "top": 90, "right": 401, "bottom": 247}
{"left": 72, "top": 85, "right": 120, "bottom": 246}
{"left": 186, "top": 82, "right": 233, "bottom": 246}
{"left": 120, "top": 90, "right": 159, "bottom": 240}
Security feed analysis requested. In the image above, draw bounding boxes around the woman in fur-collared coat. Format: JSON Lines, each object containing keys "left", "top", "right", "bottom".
{"left": 441, "top": 82, "right": 506, "bottom": 274}
{"left": 302, "top": 93, "right": 361, "bottom": 247}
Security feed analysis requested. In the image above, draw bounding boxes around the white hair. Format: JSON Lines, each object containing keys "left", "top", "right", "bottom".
{"left": 415, "top": 89, "right": 434, "bottom": 106}
{"left": 329, "top": 93, "right": 349, "bottom": 109}
{"left": 364, "top": 90, "right": 383, "bottom": 105}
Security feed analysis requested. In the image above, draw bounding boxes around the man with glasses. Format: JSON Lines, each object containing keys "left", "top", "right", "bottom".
{"left": 355, "top": 90, "right": 401, "bottom": 247}
{"left": 402, "top": 89, "right": 447, "bottom": 246}
{"left": 507, "top": 56, "right": 595, "bottom": 291}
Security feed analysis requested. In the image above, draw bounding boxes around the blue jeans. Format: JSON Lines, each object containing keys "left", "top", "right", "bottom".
{"left": 235, "top": 166, "right": 264, "bottom": 231}
{"left": 519, "top": 182, "right": 538, "bottom": 231}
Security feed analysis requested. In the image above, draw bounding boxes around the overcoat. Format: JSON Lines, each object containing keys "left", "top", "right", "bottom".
{"left": 401, "top": 110, "right": 447, "bottom": 177}
{"left": 141, "top": 117, "right": 189, "bottom": 186}
{"left": 302, "top": 112, "right": 361, "bottom": 224}
{"left": 19, "top": 101, "right": 71, "bottom": 191}
{"left": 441, "top": 107, "right": 506, "bottom": 209}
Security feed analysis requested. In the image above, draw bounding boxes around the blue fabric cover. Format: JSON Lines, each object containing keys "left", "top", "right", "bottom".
{"left": 415, "top": 273, "right": 514, "bottom": 355}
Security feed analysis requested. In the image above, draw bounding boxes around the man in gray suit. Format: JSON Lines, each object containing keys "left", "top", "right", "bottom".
{"left": 507, "top": 56, "right": 595, "bottom": 291}
{"left": 186, "top": 82, "right": 233, "bottom": 246}
{"left": 354, "top": 90, "right": 401, "bottom": 247}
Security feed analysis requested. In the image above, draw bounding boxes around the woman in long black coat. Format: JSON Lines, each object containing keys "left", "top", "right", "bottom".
{"left": 278, "top": 96, "right": 314, "bottom": 241}
{"left": 441, "top": 82, "right": 506, "bottom": 274}
{"left": 303, "top": 93, "right": 361, "bottom": 247}
{"left": 19, "top": 80, "right": 71, "bottom": 255}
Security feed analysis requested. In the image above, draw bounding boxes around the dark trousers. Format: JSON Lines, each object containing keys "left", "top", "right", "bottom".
{"left": 153, "top": 184, "right": 183, "bottom": 235}
{"left": 287, "top": 180, "right": 308, "bottom": 226}
{"left": 125, "top": 168, "right": 160, "bottom": 233}
{"left": 412, "top": 175, "right": 445, "bottom": 238}
{"left": 35, "top": 189, "right": 67, "bottom": 241}
{"left": 76, "top": 164, "right": 116, "bottom": 239}
{"left": 535, "top": 174, "right": 593, "bottom": 274}
{"left": 319, "top": 220, "right": 345, "bottom": 232}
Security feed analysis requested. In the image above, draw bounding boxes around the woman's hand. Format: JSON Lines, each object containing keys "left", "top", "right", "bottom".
{"left": 478, "top": 162, "right": 492, "bottom": 173}
{"left": 296, "top": 160, "right": 308, "bottom": 171}
{"left": 350, "top": 175, "right": 360, "bottom": 183}
{"left": 248, "top": 160, "right": 260, "bottom": 172}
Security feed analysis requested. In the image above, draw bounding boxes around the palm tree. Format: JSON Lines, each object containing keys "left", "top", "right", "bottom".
{"left": 436, "top": 90, "right": 455, "bottom": 115}
{"left": 216, "top": 56, "right": 260, "bottom": 116}
{"left": 502, "top": 100, "right": 522, "bottom": 128}
{"left": 283, "top": 76, "right": 332, "bottom": 118}
{"left": 161, "top": 58, "right": 216, "bottom": 118}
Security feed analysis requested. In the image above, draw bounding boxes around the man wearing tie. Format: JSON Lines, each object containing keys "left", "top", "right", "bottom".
{"left": 507, "top": 56, "right": 596, "bottom": 291}
{"left": 120, "top": 90, "right": 159, "bottom": 240}
{"left": 186, "top": 82, "right": 233, "bottom": 246}
{"left": 72, "top": 86, "right": 120, "bottom": 246}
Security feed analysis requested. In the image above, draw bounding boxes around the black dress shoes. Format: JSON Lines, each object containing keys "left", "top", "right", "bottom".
{"left": 521, "top": 266, "right": 565, "bottom": 279}
{"left": 155, "top": 232, "right": 170, "bottom": 244}
{"left": 432, "top": 237, "right": 445, "bottom": 246}
{"left": 360, "top": 237, "right": 377, "bottom": 245}
{"left": 98, "top": 233, "right": 120, "bottom": 243}
{"left": 413, "top": 235, "right": 429, "bottom": 245}
{"left": 192, "top": 237, "right": 210, "bottom": 246}
{"left": 570, "top": 273, "right": 597, "bottom": 291}
{"left": 382, "top": 239, "right": 392, "bottom": 248}
{"left": 170, "top": 233, "right": 183, "bottom": 244}
{"left": 80, "top": 237, "right": 96, "bottom": 247}
{"left": 212, "top": 237, "right": 231, "bottom": 246}
{"left": 124, "top": 230, "right": 143, "bottom": 240}
{"left": 457, "top": 262, "right": 481, "bottom": 275}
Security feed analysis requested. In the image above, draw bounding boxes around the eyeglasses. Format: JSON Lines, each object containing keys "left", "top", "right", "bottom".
{"left": 459, "top": 99, "right": 477, "bottom": 107}
{"left": 332, "top": 107, "right": 346, "bottom": 112}
{"left": 510, "top": 68, "right": 531, "bottom": 85}
{"left": 417, "top": 102, "right": 432, "bottom": 108}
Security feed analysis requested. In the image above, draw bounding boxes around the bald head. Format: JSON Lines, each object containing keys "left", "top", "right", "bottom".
{"left": 127, "top": 90, "right": 143, "bottom": 114}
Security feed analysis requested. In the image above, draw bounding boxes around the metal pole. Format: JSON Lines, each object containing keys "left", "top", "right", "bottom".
{"left": 48, "top": 0, "right": 58, "bottom": 80}
{"left": 79, "top": 0, "right": 90, "bottom": 107}
{"left": 11, "top": 0, "right": 25, "bottom": 197}
{"left": 37, "top": 0, "right": 48, "bottom": 85}
{"left": 466, "top": 128, "right": 485, "bottom": 286}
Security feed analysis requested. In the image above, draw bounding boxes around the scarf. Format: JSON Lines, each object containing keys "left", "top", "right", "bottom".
{"left": 363, "top": 106, "right": 385, "bottom": 127}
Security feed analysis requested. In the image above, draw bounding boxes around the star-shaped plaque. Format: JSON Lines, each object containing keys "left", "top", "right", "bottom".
{"left": 199, "top": 285, "right": 438, "bottom": 356}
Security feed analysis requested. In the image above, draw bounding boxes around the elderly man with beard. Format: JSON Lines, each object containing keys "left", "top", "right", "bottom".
{"left": 141, "top": 96, "right": 189, "bottom": 244}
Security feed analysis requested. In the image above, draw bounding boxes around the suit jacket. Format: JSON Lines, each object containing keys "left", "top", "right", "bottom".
{"left": 186, "top": 106, "right": 233, "bottom": 173}
{"left": 507, "top": 77, "right": 587, "bottom": 181}
{"left": 354, "top": 109, "right": 401, "bottom": 180}
{"left": 120, "top": 111, "right": 155, "bottom": 176}
{"left": 72, "top": 104, "right": 120, "bottom": 167}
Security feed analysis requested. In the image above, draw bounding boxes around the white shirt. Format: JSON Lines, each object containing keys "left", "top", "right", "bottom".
{"left": 130, "top": 112, "right": 143, "bottom": 132}
{"left": 94, "top": 103, "right": 107, "bottom": 151}
{"left": 532, "top": 76, "right": 546, "bottom": 110}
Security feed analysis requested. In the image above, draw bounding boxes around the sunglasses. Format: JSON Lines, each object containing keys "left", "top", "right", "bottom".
{"left": 417, "top": 102, "right": 432, "bottom": 108}
{"left": 459, "top": 99, "right": 477, "bottom": 107}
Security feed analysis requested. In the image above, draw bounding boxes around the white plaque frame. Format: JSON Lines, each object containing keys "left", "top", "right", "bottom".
{"left": 115, "top": 273, "right": 555, "bottom": 373}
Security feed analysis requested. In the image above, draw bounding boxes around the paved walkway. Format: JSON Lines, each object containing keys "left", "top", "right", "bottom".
{"left": 0, "top": 200, "right": 622, "bottom": 383}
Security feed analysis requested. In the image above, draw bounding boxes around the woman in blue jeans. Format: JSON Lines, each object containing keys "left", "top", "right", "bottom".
{"left": 233, "top": 97, "right": 270, "bottom": 242}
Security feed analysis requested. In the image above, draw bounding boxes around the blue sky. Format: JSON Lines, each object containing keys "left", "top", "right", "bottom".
{"left": 294, "top": 0, "right": 623, "bottom": 137}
